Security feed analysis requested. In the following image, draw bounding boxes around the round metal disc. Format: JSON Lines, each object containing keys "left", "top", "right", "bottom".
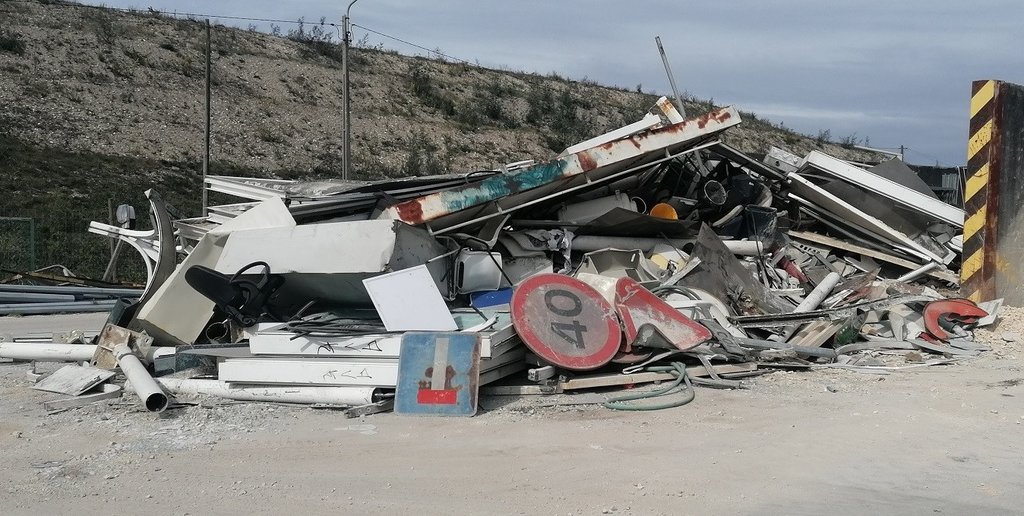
{"left": 511, "top": 273, "right": 621, "bottom": 371}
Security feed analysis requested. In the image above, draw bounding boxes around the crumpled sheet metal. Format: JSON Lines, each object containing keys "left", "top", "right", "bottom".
{"left": 378, "top": 107, "right": 741, "bottom": 232}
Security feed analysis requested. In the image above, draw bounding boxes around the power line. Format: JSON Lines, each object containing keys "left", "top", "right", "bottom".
{"left": 351, "top": 23, "right": 472, "bottom": 65}
{"left": 904, "top": 148, "right": 960, "bottom": 168}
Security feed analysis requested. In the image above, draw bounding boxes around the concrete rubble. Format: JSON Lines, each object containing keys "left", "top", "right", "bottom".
{"left": 0, "top": 96, "right": 999, "bottom": 416}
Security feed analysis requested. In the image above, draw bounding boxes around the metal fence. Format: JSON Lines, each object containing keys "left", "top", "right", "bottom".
{"left": 0, "top": 205, "right": 149, "bottom": 284}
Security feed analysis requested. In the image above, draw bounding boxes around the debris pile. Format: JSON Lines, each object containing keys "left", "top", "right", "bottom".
{"left": 0, "top": 97, "right": 1001, "bottom": 416}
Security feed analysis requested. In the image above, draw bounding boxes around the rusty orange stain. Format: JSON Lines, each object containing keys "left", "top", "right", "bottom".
{"left": 577, "top": 151, "right": 598, "bottom": 172}
{"left": 395, "top": 200, "right": 425, "bottom": 224}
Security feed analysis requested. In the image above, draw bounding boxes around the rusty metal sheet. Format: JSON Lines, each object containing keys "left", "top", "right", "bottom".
{"left": 511, "top": 273, "right": 621, "bottom": 371}
{"left": 379, "top": 107, "right": 741, "bottom": 233}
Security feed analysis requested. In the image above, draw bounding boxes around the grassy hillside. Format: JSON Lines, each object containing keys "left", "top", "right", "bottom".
{"left": 0, "top": 0, "right": 875, "bottom": 281}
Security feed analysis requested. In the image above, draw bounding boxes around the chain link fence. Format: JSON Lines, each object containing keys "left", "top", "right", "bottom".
{"left": 0, "top": 202, "right": 150, "bottom": 284}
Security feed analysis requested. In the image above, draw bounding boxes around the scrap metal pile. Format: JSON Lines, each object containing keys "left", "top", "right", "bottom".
{"left": 3, "top": 97, "right": 1002, "bottom": 415}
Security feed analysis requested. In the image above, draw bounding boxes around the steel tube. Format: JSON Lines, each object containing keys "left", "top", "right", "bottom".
{"left": 0, "top": 301, "right": 116, "bottom": 315}
{"left": 113, "top": 343, "right": 168, "bottom": 412}
{"left": 572, "top": 235, "right": 763, "bottom": 255}
{"left": 147, "top": 378, "right": 378, "bottom": 406}
{"left": 0, "top": 285, "right": 143, "bottom": 297}
{"left": 0, "top": 292, "right": 77, "bottom": 303}
{"left": 0, "top": 343, "right": 96, "bottom": 362}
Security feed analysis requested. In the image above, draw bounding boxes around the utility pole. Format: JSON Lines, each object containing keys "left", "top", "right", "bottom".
{"left": 203, "top": 18, "right": 212, "bottom": 216}
{"left": 341, "top": 0, "right": 360, "bottom": 181}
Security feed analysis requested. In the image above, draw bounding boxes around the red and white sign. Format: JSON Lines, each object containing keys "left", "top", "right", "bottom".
{"left": 614, "top": 277, "right": 712, "bottom": 351}
{"left": 511, "top": 274, "right": 621, "bottom": 370}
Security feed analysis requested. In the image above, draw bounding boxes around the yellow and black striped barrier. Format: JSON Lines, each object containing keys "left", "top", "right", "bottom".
{"left": 961, "top": 79, "right": 1024, "bottom": 303}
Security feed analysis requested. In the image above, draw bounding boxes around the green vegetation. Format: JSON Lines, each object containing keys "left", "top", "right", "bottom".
{"left": 0, "top": 33, "right": 25, "bottom": 55}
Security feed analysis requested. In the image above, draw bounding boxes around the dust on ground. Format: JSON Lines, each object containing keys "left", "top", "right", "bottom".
{"left": 1, "top": 309, "right": 1023, "bottom": 515}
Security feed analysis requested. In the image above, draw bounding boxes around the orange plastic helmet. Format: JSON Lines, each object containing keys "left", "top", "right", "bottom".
{"left": 650, "top": 202, "right": 678, "bottom": 220}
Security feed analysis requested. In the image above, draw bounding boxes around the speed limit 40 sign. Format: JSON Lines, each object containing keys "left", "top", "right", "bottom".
{"left": 510, "top": 274, "right": 621, "bottom": 370}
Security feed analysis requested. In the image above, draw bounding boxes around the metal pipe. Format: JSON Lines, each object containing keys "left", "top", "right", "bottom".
{"left": 0, "top": 343, "right": 96, "bottom": 362}
{"left": 113, "top": 343, "right": 168, "bottom": 413}
{"left": 571, "top": 235, "right": 763, "bottom": 255}
{"left": 896, "top": 261, "right": 940, "bottom": 283}
{"left": 0, "top": 292, "right": 76, "bottom": 303}
{"left": 654, "top": 36, "right": 686, "bottom": 117}
{"left": 203, "top": 18, "right": 212, "bottom": 217}
{"left": 794, "top": 272, "right": 842, "bottom": 313}
{"left": 0, "top": 285, "right": 143, "bottom": 297}
{"left": 0, "top": 300, "right": 116, "bottom": 315}
{"left": 147, "top": 378, "right": 378, "bottom": 406}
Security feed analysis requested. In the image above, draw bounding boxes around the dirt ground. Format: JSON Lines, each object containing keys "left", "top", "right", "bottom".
{"left": 1, "top": 312, "right": 1023, "bottom": 515}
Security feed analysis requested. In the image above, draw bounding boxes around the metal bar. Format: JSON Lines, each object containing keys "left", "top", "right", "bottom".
{"left": 0, "top": 285, "right": 143, "bottom": 296}
{"left": 203, "top": 18, "right": 211, "bottom": 217}
{"left": 0, "top": 301, "right": 117, "bottom": 315}
{"left": 654, "top": 36, "right": 686, "bottom": 117}
{"left": 204, "top": 176, "right": 287, "bottom": 201}
{"left": 0, "top": 292, "right": 76, "bottom": 303}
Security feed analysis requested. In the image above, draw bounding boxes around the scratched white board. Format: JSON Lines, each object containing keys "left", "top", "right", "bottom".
{"left": 218, "top": 357, "right": 400, "bottom": 387}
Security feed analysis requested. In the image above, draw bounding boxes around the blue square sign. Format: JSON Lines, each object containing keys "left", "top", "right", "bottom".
{"left": 395, "top": 332, "right": 481, "bottom": 416}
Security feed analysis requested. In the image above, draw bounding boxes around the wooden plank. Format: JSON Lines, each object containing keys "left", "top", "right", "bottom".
{"left": 789, "top": 230, "right": 959, "bottom": 284}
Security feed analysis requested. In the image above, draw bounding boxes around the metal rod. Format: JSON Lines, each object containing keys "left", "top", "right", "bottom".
{"left": 0, "top": 285, "right": 143, "bottom": 296}
{"left": 0, "top": 343, "right": 96, "bottom": 362}
{"left": 0, "top": 300, "right": 117, "bottom": 316}
{"left": 655, "top": 36, "right": 686, "bottom": 118}
{"left": 0, "top": 292, "right": 76, "bottom": 303}
{"left": 113, "top": 343, "right": 168, "bottom": 413}
{"left": 203, "top": 18, "right": 212, "bottom": 217}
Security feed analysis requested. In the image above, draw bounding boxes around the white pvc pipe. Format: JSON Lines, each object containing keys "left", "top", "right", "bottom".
{"left": 150, "top": 378, "right": 378, "bottom": 406}
{"left": 0, "top": 343, "right": 96, "bottom": 362}
{"left": 114, "top": 343, "right": 168, "bottom": 412}
{"left": 794, "top": 272, "right": 842, "bottom": 313}
{"left": 572, "top": 235, "right": 764, "bottom": 255}
{"left": 896, "top": 261, "right": 940, "bottom": 283}
{"left": 775, "top": 271, "right": 844, "bottom": 344}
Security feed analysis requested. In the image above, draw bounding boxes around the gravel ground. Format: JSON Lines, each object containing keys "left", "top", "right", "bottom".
{"left": 1, "top": 309, "right": 1023, "bottom": 515}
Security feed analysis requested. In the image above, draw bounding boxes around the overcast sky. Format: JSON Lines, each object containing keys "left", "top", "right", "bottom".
{"left": 86, "top": 0, "right": 1024, "bottom": 166}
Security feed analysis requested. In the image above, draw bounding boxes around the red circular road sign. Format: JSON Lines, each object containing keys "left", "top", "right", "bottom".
{"left": 511, "top": 273, "right": 621, "bottom": 371}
